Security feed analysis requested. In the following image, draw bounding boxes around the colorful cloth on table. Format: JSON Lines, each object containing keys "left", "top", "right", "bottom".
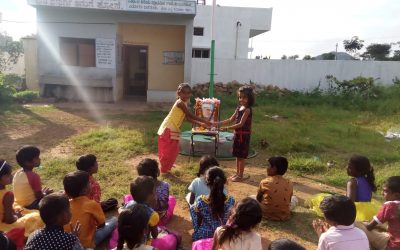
{"left": 0, "top": 189, "right": 44, "bottom": 237}
{"left": 88, "top": 175, "right": 101, "bottom": 203}
{"left": 355, "top": 176, "right": 372, "bottom": 202}
{"left": 155, "top": 181, "right": 170, "bottom": 218}
{"left": 232, "top": 106, "right": 252, "bottom": 159}
{"left": 373, "top": 200, "right": 400, "bottom": 249}
{"left": 257, "top": 175, "right": 293, "bottom": 221}
{"left": 306, "top": 193, "right": 381, "bottom": 222}
{"left": 214, "top": 226, "right": 262, "bottom": 250}
{"left": 317, "top": 224, "right": 369, "bottom": 250}
{"left": 188, "top": 177, "right": 228, "bottom": 201}
{"left": 12, "top": 169, "right": 42, "bottom": 207}
{"left": 157, "top": 100, "right": 186, "bottom": 136}
{"left": 190, "top": 195, "right": 235, "bottom": 241}
{"left": 158, "top": 128, "right": 180, "bottom": 173}
{"left": 64, "top": 196, "right": 105, "bottom": 249}
{"left": 25, "top": 225, "right": 81, "bottom": 250}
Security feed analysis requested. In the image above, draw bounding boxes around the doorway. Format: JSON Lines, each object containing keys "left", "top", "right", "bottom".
{"left": 123, "top": 45, "right": 148, "bottom": 98}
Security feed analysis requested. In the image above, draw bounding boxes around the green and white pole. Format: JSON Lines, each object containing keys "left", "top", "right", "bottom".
{"left": 209, "top": 0, "right": 216, "bottom": 98}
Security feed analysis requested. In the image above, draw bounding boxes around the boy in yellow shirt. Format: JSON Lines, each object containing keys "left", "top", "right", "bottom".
{"left": 63, "top": 171, "right": 116, "bottom": 249}
{"left": 256, "top": 156, "right": 293, "bottom": 221}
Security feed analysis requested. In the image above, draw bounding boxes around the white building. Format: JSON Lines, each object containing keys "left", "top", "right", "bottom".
{"left": 26, "top": 0, "right": 272, "bottom": 102}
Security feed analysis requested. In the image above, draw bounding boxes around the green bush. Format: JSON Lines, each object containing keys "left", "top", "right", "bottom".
{"left": 0, "top": 73, "right": 16, "bottom": 104}
{"left": 13, "top": 90, "right": 39, "bottom": 103}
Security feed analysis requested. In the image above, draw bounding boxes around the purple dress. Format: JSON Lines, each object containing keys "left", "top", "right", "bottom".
{"left": 356, "top": 176, "right": 372, "bottom": 202}
{"left": 155, "top": 181, "right": 170, "bottom": 217}
{"left": 232, "top": 106, "right": 252, "bottom": 158}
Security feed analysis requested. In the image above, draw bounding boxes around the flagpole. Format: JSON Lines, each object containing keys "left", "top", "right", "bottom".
{"left": 209, "top": 0, "right": 216, "bottom": 98}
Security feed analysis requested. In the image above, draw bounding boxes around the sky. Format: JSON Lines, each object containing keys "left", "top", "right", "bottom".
{"left": 1, "top": 0, "right": 400, "bottom": 59}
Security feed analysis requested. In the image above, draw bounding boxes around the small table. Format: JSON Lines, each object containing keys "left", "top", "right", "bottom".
{"left": 190, "top": 130, "right": 219, "bottom": 156}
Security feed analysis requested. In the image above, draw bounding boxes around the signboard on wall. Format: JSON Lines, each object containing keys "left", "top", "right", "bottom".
{"left": 163, "top": 51, "right": 184, "bottom": 65}
{"left": 28, "top": 0, "right": 196, "bottom": 14}
{"left": 96, "top": 38, "right": 116, "bottom": 68}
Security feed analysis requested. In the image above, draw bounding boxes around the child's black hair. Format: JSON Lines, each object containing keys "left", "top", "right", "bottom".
{"left": 268, "top": 156, "right": 288, "bottom": 175}
{"left": 349, "top": 155, "right": 377, "bottom": 192}
{"left": 206, "top": 167, "right": 227, "bottom": 219}
{"left": 268, "top": 239, "right": 306, "bottom": 250}
{"left": 136, "top": 158, "right": 159, "bottom": 179}
{"left": 0, "top": 233, "right": 16, "bottom": 250}
{"left": 76, "top": 154, "right": 97, "bottom": 172}
{"left": 0, "top": 160, "right": 12, "bottom": 178}
{"left": 63, "top": 170, "right": 90, "bottom": 198}
{"left": 218, "top": 198, "right": 262, "bottom": 246}
{"left": 177, "top": 83, "right": 191, "bottom": 93}
{"left": 130, "top": 176, "right": 155, "bottom": 203}
{"left": 39, "top": 193, "right": 70, "bottom": 226}
{"left": 238, "top": 86, "right": 255, "bottom": 107}
{"left": 117, "top": 203, "right": 150, "bottom": 250}
{"left": 384, "top": 176, "right": 400, "bottom": 194}
{"left": 16, "top": 145, "right": 40, "bottom": 167}
{"left": 319, "top": 195, "right": 356, "bottom": 226}
{"left": 197, "top": 155, "right": 219, "bottom": 177}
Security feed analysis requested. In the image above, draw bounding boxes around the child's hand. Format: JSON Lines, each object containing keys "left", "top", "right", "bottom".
{"left": 312, "top": 219, "right": 329, "bottom": 237}
{"left": 42, "top": 187, "right": 54, "bottom": 195}
{"left": 219, "top": 127, "right": 227, "bottom": 132}
{"left": 71, "top": 221, "right": 81, "bottom": 237}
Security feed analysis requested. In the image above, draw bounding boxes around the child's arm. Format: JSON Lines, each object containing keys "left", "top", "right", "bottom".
{"left": 189, "top": 192, "right": 196, "bottom": 205}
{"left": 365, "top": 219, "right": 378, "bottom": 231}
{"left": 218, "top": 109, "right": 238, "bottom": 126}
{"left": 346, "top": 178, "right": 357, "bottom": 202}
{"left": 221, "top": 108, "right": 250, "bottom": 130}
{"left": 176, "top": 100, "right": 212, "bottom": 126}
{"left": 3, "top": 192, "right": 19, "bottom": 224}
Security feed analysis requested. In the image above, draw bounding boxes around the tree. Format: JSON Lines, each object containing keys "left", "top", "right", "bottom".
{"left": 361, "top": 43, "right": 391, "bottom": 61}
{"left": 392, "top": 50, "right": 400, "bottom": 61}
{"left": 322, "top": 52, "right": 335, "bottom": 60}
{"left": 288, "top": 55, "right": 299, "bottom": 60}
{"left": 303, "top": 55, "right": 312, "bottom": 60}
{"left": 343, "top": 36, "right": 364, "bottom": 58}
{"left": 281, "top": 55, "right": 287, "bottom": 60}
{"left": 0, "top": 33, "right": 23, "bottom": 73}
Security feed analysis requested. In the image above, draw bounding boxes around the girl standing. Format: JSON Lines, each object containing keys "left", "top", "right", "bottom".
{"left": 218, "top": 86, "right": 254, "bottom": 182}
{"left": 190, "top": 167, "right": 235, "bottom": 241}
{"left": 212, "top": 198, "right": 263, "bottom": 250}
{"left": 157, "top": 83, "right": 211, "bottom": 175}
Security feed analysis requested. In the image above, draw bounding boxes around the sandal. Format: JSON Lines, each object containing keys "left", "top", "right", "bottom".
{"left": 231, "top": 174, "right": 250, "bottom": 182}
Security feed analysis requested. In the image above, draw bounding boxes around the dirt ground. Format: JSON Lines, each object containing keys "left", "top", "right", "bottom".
{"left": 1, "top": 102, "right": 347, "bottom": 249}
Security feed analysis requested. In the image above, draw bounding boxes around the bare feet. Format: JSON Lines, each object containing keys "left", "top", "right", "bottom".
{"left": 231, "top": 174, "right": 250, "bottom": 182}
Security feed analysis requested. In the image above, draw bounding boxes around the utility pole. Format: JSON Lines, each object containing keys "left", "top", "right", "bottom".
{"left": 335, "top": 43, "right": 338, "bottom": 60}
{"left": 209, "top": 0, "right": 216, "bottom": 98}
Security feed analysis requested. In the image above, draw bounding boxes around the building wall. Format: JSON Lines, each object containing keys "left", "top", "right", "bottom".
{"left": 35, "top": 7, "right": 194, "bottom": 102}
{"left": 192, "top": 59, "right": 400, "bottom": 89}
{"left": 22, "top": 38, "right": 39, "bottom": 90}
{"left": 118, "top": 23, "right": 185, "bottom": 91}
{"left": 193, "top": 5, "right": 272, "bottom": 59}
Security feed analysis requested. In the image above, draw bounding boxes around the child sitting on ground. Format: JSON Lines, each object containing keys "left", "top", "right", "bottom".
{"left": 256, "top": 156, "right": 293, "bottom": 221}
{"left": 312, "top": 195, "right": 369, "bottom": 250}
{"left": 0, "top": 160, "right": 43, "bottom": 236}
{"left": 13, "top": 146, "right": 53, "bottom": 209}
{"left": 356, "top": 176, "right": 400, "bottom": 250}
{"left": 114, "top": 203, "right": 156, "bottom": 250}
{"left": 136, "top": 158, "right": 175, "bottom": 225}
{"left": 25, "top": 193, "right": 82, "bottom": 250}
{"left": 76, "top": 154, "right": 117, "bottom": 212}
{"left": 190, "top": 167, "right": 235, "bottom": 241}
{"left": 187, "top": 155, "right": 220, "bottom": 205}
{"left": 347, "top": 155, "right": 377, "bottom": 202}
{"left": 63, "top": 170, "right": 117, "bottom": 249}
{"left": 212, "top": 198, "right": 262, "bottom": 250}
{"left": 268, "top": 239, "right": 305, "bottom": 250}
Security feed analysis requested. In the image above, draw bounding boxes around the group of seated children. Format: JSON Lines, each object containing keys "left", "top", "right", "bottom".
{"left": 1, "top": 145, "right": 400, "bottom": 250}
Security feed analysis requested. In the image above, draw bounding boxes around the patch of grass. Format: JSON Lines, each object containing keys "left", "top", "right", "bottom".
{"left": 262, "top": 206, "right": 319, "bottom": 244}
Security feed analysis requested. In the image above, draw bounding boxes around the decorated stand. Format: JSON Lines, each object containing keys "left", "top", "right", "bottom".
{"left": 191, "top": 98, "right": 220, "bottom": 156}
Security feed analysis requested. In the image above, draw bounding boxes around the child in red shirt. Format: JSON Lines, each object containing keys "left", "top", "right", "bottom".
{"left": 357, "top": 176, "right": 400, "bottom": 250}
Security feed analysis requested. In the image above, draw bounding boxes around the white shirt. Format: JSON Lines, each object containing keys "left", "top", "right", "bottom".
{"left": 318, "top": 224, "right": 369, "bottom": 250}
